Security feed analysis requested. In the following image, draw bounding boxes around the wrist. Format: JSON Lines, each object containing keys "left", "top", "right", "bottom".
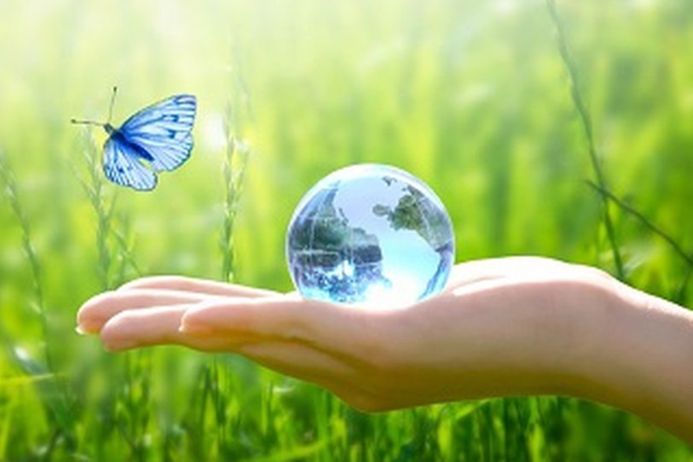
{"left": 561, "top": 278, "right": 693, "bottom": 440}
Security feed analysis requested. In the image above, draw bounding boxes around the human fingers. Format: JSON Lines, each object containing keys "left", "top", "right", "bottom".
{"left": 96, "top": 297, "right": 372, "bottom": 370}
{"left": 92, "top": 301, "right": 310, "bottom": 353}
{"left": 99, "top": 305, "right": 372, "bottom": 401}
{"left": 119, "top": 275, "right": 280, "bottom": 298}
{"left": 179, "top": 296, "right": 398, "bottom": 364}
{"left": 98, "top": 304, "right": 235, "bottom": 351}
{"left": 77, "top": 289, "right": 217, "bottom": 334}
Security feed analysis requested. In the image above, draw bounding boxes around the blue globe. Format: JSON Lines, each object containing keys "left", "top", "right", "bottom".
{"left": 286, "top": 164, "right": 455, "bottom": 307}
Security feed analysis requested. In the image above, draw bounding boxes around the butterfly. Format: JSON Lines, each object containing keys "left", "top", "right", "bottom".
{"left": 71, "top": 87, "right": 196, "bottom": 191}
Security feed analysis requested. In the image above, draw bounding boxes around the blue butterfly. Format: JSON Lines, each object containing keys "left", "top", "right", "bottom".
{"left": 72, "top": 87, "right": 196, "bottom": 191}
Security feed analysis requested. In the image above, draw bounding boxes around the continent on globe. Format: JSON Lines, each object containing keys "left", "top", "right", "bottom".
{"left": 288, "top": 185, "right": 392, "bottom": 303}
{"left": 286, "top": 164, "right": 455, "bottom": 307}
{"left": 371, "top": 184, "right": 455, "bottom": 298}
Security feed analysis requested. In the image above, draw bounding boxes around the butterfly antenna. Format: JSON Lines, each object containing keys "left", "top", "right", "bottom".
{"left": 70, "top": 119, "right": 105, "bottom": 127}
{"left": 107, "top": 86, "right": 118, "bottom": 124}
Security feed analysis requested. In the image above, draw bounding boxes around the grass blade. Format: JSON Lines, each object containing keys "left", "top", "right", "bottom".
{"left": 546, "top": 0, "right": 625, "bottom": 280}
{"left": 585, "top": 181, "right": 693, "bottom": 267}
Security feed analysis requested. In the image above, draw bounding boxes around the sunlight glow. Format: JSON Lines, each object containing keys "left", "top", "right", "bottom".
{"left": 201, "top": 112, "right": 227, "bottom": 152}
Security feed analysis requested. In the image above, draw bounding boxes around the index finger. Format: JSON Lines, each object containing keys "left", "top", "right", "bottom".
{"left": 119, "top": 275, "right": 280, "bottom": 298}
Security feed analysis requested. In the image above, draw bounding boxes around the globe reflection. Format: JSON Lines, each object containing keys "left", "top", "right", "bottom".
{"left": 286, "top": 164, "right": 455, "bottom": 307}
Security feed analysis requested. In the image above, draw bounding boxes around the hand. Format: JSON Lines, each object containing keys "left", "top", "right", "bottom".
{"left": 77, "top": 256, "right": 693, "bottom": 441}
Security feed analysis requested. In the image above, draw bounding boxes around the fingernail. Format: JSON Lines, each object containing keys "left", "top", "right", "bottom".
{"left": 179, "top": 321, "right": 212, "bottom": 336}
{"left": 76, "top": 322, "right": 99, "bottom": 335}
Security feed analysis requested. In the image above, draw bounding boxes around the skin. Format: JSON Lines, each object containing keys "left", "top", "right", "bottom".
{"left": 76, "top": 257, "right": 693, "bottom": 442}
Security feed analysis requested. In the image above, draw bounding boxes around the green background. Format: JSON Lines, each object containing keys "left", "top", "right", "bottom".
{"left": 0, "top": 0, "right": 691, "bottom": 460}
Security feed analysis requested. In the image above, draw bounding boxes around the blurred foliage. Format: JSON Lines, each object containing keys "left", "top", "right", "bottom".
{"left": 0, "top": 0, "right": 692, "bottom": 460}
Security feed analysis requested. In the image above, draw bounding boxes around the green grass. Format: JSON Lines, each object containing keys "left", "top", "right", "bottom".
{"left": 1, "top": 0, "right": 692, "bottom": 460}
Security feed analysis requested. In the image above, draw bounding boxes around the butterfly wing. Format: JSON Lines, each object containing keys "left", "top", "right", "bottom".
{"left": 119, "top": 94, "right": 196, "bottom": 172}
{"left": 103, "top": 137, "right": 157, "bottom": 191}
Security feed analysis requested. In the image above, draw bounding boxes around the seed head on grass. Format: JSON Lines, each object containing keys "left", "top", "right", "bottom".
{"left": 72, "top": 130, "right": 152, "bottom": 458}
{"left": 0, "top": 147, "right": 77, "bottom": 453}
{"left": 112, "top": 211, "right": 143, "bottom": 284}
{"left": 73, "top": 129, "right": 115, "bottom": 290}
{"left": 220, "top": 105, "right": 251, "bottom": 284}
{"left": 205, "top": 54, "right": 256, "bottom": 456}
{"left": 0, "top": 150, "right": 46, "bottom": 320}
{"left": 0, "top": 149, "right": 52, "bottom": 370}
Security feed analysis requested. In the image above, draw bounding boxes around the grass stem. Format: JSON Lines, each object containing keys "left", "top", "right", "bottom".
{"left": 586, "top": 181, "right": 693, "bottom": 267}
{"left": 546, "top": 0, "right": 625, "bottom": 280}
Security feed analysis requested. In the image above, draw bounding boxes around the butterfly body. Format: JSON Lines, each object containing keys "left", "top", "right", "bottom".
{"left": 74, "top": 92, "right": 197, "bottom": 191}
{"left": 104, "top": 125, "right": 155, "bottom": 162}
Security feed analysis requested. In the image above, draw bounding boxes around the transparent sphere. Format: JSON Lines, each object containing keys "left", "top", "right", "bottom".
{"left": 286, "top": 164, "right": 455, "bottom": 307}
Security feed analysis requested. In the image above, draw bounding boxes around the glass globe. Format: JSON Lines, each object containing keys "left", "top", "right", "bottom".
{"left": 286, "top": 164, "right": 455, "bottom": 307}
